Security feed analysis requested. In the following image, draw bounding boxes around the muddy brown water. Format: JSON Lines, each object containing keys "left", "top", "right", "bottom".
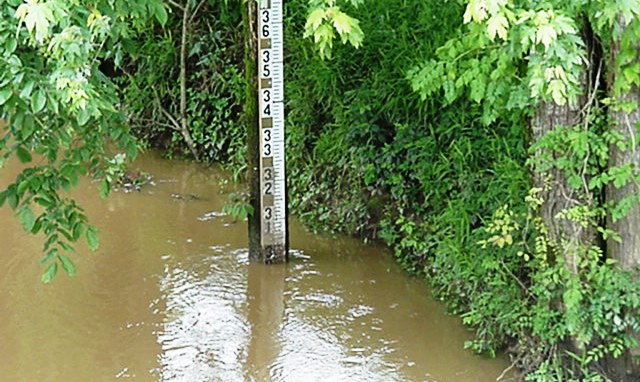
{"left": 0, "top": 151, "right": 517, "bottom": 381}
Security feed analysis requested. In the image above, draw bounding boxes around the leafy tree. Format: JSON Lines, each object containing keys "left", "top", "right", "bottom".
{"left": 605, "top": 10, "right": 640, "bottom": 377}
{"left": 409, "top": 0, "right": 640, "bottom": 379}
{"left": 0, "top": 0, "right": 167, "bottom": 282}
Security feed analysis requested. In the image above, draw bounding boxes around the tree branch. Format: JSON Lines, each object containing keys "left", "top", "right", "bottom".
{"left": 189, "top": 0, "right": 208, "bottom": 24}
{"left": 165, "top": 0, "right": 184, "bottom": 12}
{"left": 179, "top": 0, "right": 200, "bottom": 160}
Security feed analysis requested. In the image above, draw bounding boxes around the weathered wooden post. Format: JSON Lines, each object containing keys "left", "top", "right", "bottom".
{"left": 245, "top": 0, "right": 288, "bottom": 263}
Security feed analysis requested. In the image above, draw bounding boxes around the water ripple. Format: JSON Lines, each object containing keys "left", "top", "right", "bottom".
{"left": 156, "top": 252, "right": 249, "bottom": 382}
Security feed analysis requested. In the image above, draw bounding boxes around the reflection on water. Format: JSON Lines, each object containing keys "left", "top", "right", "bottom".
{"left": 0, "top": 151, "right": 516, "bottom": 381}
{"left": 157, "top": 250, "right": 250, "bottom": 381}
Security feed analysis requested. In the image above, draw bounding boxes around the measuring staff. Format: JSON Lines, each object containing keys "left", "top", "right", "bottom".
{"left": 257, "top": 0, "right": 287, "bottom": 262}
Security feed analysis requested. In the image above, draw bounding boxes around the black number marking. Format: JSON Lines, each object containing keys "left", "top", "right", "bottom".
{"left": 263, "top": 143, "right": 271, "bottom": 156}
{"left": 262, "top": 50, "right": 270, "bottom": 63}
{"left": 263, "top": 104, "right": 271, "bottom": 115}
{"left": 264, "top": 168, "right": 273, "bottom": 181}
{"left": 262, "top": 10, "right": 269, "bottom": 23}
{"left": 264, "top": 207, "right": 273, "bottom": 220}
{"left": 263, "top": 89, "right": 271, "bottom": 102}
{"left": 263, "top": 64, "right": 270, "bottom": 77}
{"left": 262, "top": 24, "right": 269, "bottom": 38}
{"left": 264, "top": 129, "right": 272, "bottom": 141}
{"left": 265, "top": 182, "right": 273, "bottom": 195}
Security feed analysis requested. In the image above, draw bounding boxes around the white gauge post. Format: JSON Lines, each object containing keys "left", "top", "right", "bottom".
{"left": 255, "top": 0, "right": 287, "bottom": 263}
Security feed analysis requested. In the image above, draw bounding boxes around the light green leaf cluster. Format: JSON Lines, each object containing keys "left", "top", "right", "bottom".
{"left": 304, "top": 0, "right": 364, "bottom": 59}
{"left": 408, "top": 26, "right": 526, "bottom": 124}
{"left": 464, "top": 0, "right": 510, "bottom": 40}
{"left": 516, "top": 10, "right": 577, "bottom": 50}
{"left": 470, "top": 3, "right": 583, "bottom": 106}
{"left": 409, "top": 0, "right": 592, "bottom": 122}
{"left": 15, "top": 0, "right": 58, "bottom": 44}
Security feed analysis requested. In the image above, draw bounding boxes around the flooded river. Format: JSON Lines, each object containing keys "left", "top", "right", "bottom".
{"left": 0, "top": 152, "right": 515, "bottom": 381}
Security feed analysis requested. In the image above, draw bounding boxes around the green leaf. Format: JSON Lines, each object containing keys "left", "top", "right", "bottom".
{"left": 313, "top": 24, "right": 335, "bottom": 59}
{"left": 58, "top": 240, "right": 73, "bottom": 252}
{"left": 463, "top": 0, "right": 489, "bottom": 23}
{"left": 332, "top": 11, "right": 352, "bottom": 36}
{"left": 34, "top": 195, "right": 53, "bottom": 208}
{"left": 553, "top": 15, "right": 576, "bottom": 35}
{"left": 72, "top": 222, "right": 84, "bottom": 241}
{"left": 547, "top": 79, "right": 566, "bottom": 105}
{"left": 17, "top": 179, "right": 30, "bottom": 196}
{"left": 60, "top": 227, "right": 73, "bottom": 242}
{"left": 151, "top": 2, "right": 168, "bottom": 27}
{"left": 5, "top": 38, "right": 17, "bottom": 54}
{"left": 61, "top": 179, "right": 71, "bottom": 193}
{"left": 98, "top": 178, "right": 110, "bottom": 199}
{"left": 0, "top": 88, "right": 12, "bottom": 105}
{"left": 47, "top": 93, "right": 59, "bottom": 115}
{"left": 16, "top": 146, "right": 32, "bottom": 163}
{"left": 31, "top": 217, "right": 42, "bottom": 234}
{"left": 67, "top": 170, "right": 79, "bottom": 188}
{"left": 0, "top": 191, "right": 6, "bottom": 208}
{"left": 7, "top": 188, "right": 18, "bottom": 209}
{"left": 487, "top": 14, "right": 508, "bottom": 41}
{"left": 40, "top": 248, "right": 58, "bottom": 265}
{"left": 86, "top": 226, "right": 99, "bottom": 251}
{"left": 44, "top": 233, "right": 59, "bottom": 251}
{"left": 31, "top": 89, "right": 46, "bottom": 113}
{"left": 346, "top": 25, "right": 364, "bottom": 49}
{"left": 567, "top": 174, "right": 582, "bottom": 189}
{"left": 77, "top": 107, "right": 91, "bottom": 126}
{"left": 305, "top": 8, "right": 326, "bottom": 32}
{"left": 19, "top": 80, "right": 35, "bottom": 99}
{"left": 41, "top": 262, "right": 58, "bottom": 284}
{"left": 18, "top": 206, "right": 36, "bottom": 232}
{"left": 20, "top": 114, "right": 35, "bottom": 140}
{"left": 536, "top": 24, "right": 557, "bottom": 50}
{"left": 58, "top": 255, "right": 77, "bottom": 277}
{"left": 20, "top": 2, "right": 54, "bottom": 43}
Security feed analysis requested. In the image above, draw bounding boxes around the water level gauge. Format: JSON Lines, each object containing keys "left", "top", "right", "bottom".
{"left": 257, "top": 0, "right": 287, "bottom": 262}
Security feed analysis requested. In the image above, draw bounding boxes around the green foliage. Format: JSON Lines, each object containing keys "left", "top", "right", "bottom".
{"left": 222, "top": 191, "right": 254, "bottom": 221}
{"left": 119, "top": 0, "right": 246, "bottom": 169}
{"left": 0, "top": 0, "right": 165, "bottom": 282}
{"left": 290, "top": 0, "right": 640, "bottom": 380}
{"left": 408, "top": 5, "right": 587, "bottom": 126}
{"left": 458, "top": 192, "right": 640, "bottom": 380}
{"left": 286, "top": 0, "right": 468, "bottom": 237}
{"left": 303, "top": 0, "right": 364, "bottom": 59}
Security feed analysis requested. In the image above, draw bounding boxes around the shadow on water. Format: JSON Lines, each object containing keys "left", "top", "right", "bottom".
{"left": 0, "top": 151, "right": 518, "bottom": 381}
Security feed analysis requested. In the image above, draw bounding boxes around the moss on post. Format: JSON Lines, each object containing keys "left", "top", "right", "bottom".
{"left": 243, "top": 0, "right": 261, "bottom": 261}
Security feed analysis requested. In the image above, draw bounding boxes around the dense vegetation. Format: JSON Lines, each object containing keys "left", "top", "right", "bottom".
{"left": 1, "top": 0, "right": 640, "bottom": 380}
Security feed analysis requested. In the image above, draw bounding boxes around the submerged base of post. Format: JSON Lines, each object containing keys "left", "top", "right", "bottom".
{"left": 248, "top": 237, "right": 288, "bottom": 264}
{"left": 260, "top": 244, "right": 287, "bottom": 264}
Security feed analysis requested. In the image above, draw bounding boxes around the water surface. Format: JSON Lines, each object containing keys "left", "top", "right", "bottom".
{"left": 0, "top": 152, "right": 516, "bottom": 381}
